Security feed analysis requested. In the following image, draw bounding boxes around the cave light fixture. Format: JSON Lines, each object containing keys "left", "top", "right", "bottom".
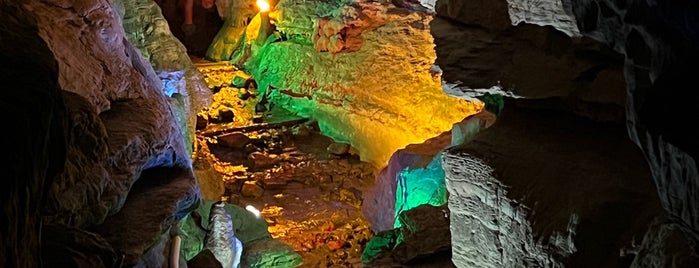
{"left": 256, "top": 0, "right": 270, "bottom": 13}
{"left": 245, "top": 204, "right": 261, "bottom": 218}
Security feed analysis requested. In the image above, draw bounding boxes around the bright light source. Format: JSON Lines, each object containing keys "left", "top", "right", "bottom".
{"left": 256, "top": 0, "right": 270, "bottom": 12}
{"left": 245, "top": 205, "right": 261, "bottom": 218}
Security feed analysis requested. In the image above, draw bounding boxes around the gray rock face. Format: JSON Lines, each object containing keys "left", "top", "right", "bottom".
{"left": 432, "top": 4, "right": 626, "bottom": 121}
{"left": 561, "top": 0, "right": 699, "bottom": 249}
{"left": 205, "top": 202, "right": 243, "bottom": 268}
{"left": 444, "top": 100, "right": 662, "bottom": 267}
{"left": 494, "top": 0, "right": 699, "bottom": 252}
{"left": 0, "top": 3, "right": 66, "bottom": 266}
{"left": 631, "top": 218, "right": 699, "bottom": 267}
{"left": 504, "top": 0, "right": 581, "bottom": 37}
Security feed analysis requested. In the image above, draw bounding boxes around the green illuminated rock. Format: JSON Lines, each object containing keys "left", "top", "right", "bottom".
{"left": 211, "top": 0, "right": 482, "bottom": 166}
{"left": 179, "top": 200, "right": 302, "bottom": 267}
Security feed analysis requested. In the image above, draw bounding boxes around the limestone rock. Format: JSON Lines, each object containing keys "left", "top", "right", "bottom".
{"left": 92, "top": 167, "right": 199, "bottom": 266}
{"left": 241, "top": 181, "right": 265, "bottom": 198}
{"left": 392, "top": 204, "right": 451, "bottom": 263}
{"left": 42, "top": 224, "right": 118, "bottom": 268}
{"left": 245, "top": 0, "right": 483, "bottom": 166}
{"left": 563, "top": 0, "right": 699, "bottom": 250}
{"left": 504, "top": 0, "right": 581, "bottom": 37}
{"left": 112, "top": 0, "right": 213, "bottom": 151}
{"left": 194, "top": 160, "right": 226, "bottom": 200}
{"left": 205, "top": 202, "right": 243, "bottom": 268}
{"left": 435, "top": 0, "right": 511, "bottom": 30}
{"left": 24, "top": 0, "right": 194, "bottom": 230}
{"left": 432, "top": 11, "right": 626, "bottom": 121}
{"left": 249, "top": 152, "right": 280, "bottom": 169}
{"left": 0, "top": 4, "right": 66, "bottom": 266}
{"left": 242, "top": 239, "right": 303, "bottom": 268}
{"left": 327, "top": 142, "right": 351, "bottom": 155}
{"left": 631, "top": 218, "right": 699, "bottom": 268}
{"left": 444, "top": 99, "right": 663, "bottom": 267}
{"left": 179, "top": 200, "right": 272, "bottom": 261}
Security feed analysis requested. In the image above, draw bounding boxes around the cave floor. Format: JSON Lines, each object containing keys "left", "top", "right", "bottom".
{"left": 194, "top": 61, "right": 377, "bottom": 267}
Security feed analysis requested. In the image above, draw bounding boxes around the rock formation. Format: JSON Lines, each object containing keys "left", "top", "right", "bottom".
{"left": 0, "top": 0, "right": 204, "bottom": 266}
{"left": 208, "top": 0, "right": 483, "bottom": 166}
{"left": 1, "top": 3, "right": 65, "bottom": 266}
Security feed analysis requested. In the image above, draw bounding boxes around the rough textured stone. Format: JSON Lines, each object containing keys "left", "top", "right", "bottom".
{"left": 504, "top": 0, "right": 581, "bottom": 36}
{"left": 179, "top": 200, "right": 287, "bottom": 263}
{"left": 0, "top": 3, "right": 65, "bottom": 266}
{"left": 218, "top": 132, "right": 252, "bottom": 149}
{"left": 432, "top": 7, "right": 626, "bottom": 121}
{"left": 392, "top": 204, "right": 451, "bottom": 263}
{"left": 193, "top": 159, "right": 226, "bottom": 200}
{"left": 562, "top": 0, "right": 699, "bottom": 251}
{"left": 242, "top": 239, "right": 303, "bottom": 268}
{"left": 631, "top": 218, "right": 699, "bottom": 268}
{"left": 42, "top": 224, "right": 118, "bottom": 268}
{"left": 444, "top": 99, "right": 663, "bottom": 267}
{"left": 492, "top": 0, "right": 699, "bottom": 251}
{"left": 16, "top": 0, "right": 202, "bottom": 265}
{"left": 435, "top": 0, "right": 511, "bottom": 30}
{"left": 92, "top": 167, "right": 199, "bottom": 266}
{"left": 205, "top": 202, "right": 243, "bottom": 268}
{"left": 327, "top": 142, "right": 351, "bottom": 155}
{"left": 241, "top": 181, "right": 265, "bottom": 198}
{"left": 238, "top": 0, "right": 483, "bottom": 166}
{"left": 363, "top": 112, "right": 494, "bottom": 232}
{"left": 112, "top": 0, "right": 212, "bottom": 152}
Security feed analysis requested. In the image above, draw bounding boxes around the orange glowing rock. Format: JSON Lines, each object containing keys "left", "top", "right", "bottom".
{"left": 327, "top": 241, "right": 342, "bottom": 251}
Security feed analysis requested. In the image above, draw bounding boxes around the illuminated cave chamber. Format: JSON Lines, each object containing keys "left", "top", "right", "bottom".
{"left": 2, "top": 0, "right": 698, "bottom": 267}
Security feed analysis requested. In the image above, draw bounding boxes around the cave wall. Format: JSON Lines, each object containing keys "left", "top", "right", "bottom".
{"left": 565, "top": 0, "right": 699, "bottom": 250}
{"left": 218, "top": 0, "right": 484, "bottom": 166}
{"left": 0, "top": 0, "right": 204, "bottom": 266}
{"left": 498, "top": 0, "right": 699, "bottom": 251}
{"left": 0, "top": 3, "right": 65, "bottom": 266}
{"left": 438, "top": 0, "right": 699, "bottom": 265}
{"left": 444, "top": 100, "right": 662, "bottom": 267}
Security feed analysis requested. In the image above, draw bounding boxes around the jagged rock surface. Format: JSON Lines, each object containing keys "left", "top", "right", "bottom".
{"left": 112, "top": 0, "right": 212, "bottom": 152}
{"left": 504, "top": 0, "right": 581, "bottom": 36}
{"left": 239, "top": 0, "right": 483, "bottom": 166}
{"left": 16, "top": 0, "right": 200, "bottom": 265}
{"left": 444, "top": 100, "right": 663, "bottom": 267}
{"left": 363, "top": 111, "right": 493, "bottom": 232}
{"left": 0, "top": 3, "right": 66, "bottom": 266}
{"left": 496, "top": 0, "right": 699, "bottom": 252}
{"left": 562, "top": 0, "right": 699, "bottom": 251}
{"left": 432, "top": 2, "right": 626, "bottom": 122}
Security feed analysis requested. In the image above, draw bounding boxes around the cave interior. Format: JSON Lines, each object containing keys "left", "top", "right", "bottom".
{"left": 1, "top": 0, "right": 698, "bottom": 267}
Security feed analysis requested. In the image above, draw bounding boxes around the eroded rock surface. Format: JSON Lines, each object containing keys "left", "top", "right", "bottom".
{"left": 215, "top": 0, "right": 483, "bottom": 166}
{"left": 13, "top": 0, "right": 201, "bottom": 265}
{"left": 564, "top": 0, "right": 699, "bottom": 251}
{"left": 0, "top": 3, "right": 65, "bottom": 266}
{"left": 444, "top": 100, "right": 662, "bottom": 267}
